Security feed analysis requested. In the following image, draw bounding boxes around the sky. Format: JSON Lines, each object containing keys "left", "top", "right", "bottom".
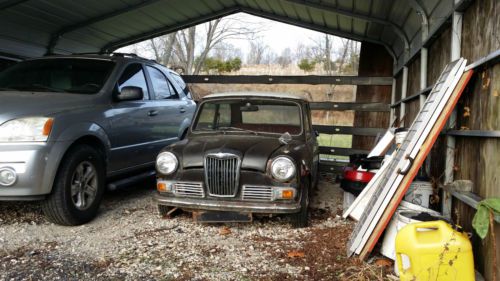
{"left": 119, "top": 12, "right": 352, "bottom": 61}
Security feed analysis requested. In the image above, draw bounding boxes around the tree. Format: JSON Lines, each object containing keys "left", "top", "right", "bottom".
{"left": 247, "top": 39, "right": 267, "bottom": 64}
{"left": 167, "top": 16, "right": 262, "bottom": 74}
{"left": 298, "top": 58, "right": 316, "bottom": 72}
{"left": 276, "top": 47, "right": 293, "bottom": 67}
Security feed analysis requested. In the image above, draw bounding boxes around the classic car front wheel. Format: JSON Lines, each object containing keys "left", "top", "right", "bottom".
{"left": 290, "top": 180, "right": 310, "bottom": 228}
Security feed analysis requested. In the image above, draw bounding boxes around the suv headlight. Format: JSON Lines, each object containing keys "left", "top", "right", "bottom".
{"left": 270, "top": 157, "right": 296, "bottom": 181}
{"left": 0, "top": 117, "right": 54, "bottom": 142}
{"left": 156, "top": 152, "right": 178, "bottom": 175}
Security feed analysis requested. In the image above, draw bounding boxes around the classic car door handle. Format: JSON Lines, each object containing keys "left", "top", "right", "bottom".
{"left": 148, "top": 110, "right": 159, "bottom": 116}
{"left": 179, "top": 107, "right": 186, "bottom": 113}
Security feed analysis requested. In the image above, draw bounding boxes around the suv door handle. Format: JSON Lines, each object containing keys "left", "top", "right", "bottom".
{"left": 179, "top": 107, "right": 186, "bottom": 113}
{"left": 148, "top": 110, "right": 159, "bottom": 116}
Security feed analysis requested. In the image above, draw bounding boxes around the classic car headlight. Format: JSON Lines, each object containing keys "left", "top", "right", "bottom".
{"left": 0, "top": 117, "right": 54, "bottom": 142}
{"left": 156, "top": 152, "right": 178, "bottom": 175}
{"left": 270, "top": 157, "right": 296, "bottom": 181}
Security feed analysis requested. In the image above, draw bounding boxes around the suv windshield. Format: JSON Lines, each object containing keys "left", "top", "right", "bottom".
{"left": 0, "top": 58, "right": 115, "bottom": 94}
{"left": 194, "top": 99, "right": 302, "bottom": 135}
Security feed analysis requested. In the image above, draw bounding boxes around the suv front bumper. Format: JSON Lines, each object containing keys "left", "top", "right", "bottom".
{"left": 0, "top": 142, "right": 64, "bottom": 199}
{"left": 154, "top": 193, "right": 301, "bottom": 214}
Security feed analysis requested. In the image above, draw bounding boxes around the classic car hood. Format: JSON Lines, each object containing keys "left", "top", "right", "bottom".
{"left": 0, "top": 91, "right": 96, "bottom": 124}
{"left": 172, "top": 134, "right": 300, "bottom": 171}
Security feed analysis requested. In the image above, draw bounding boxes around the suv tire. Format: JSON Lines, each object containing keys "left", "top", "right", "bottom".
{"left": 42, "top": 145, "right": 105, "bottom": 225}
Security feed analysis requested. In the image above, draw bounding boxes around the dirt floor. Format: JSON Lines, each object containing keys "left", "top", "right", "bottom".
{"left": 0, "top": 178, "right": 393, "bottom": 281}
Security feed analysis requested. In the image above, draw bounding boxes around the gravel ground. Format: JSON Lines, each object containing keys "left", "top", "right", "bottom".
{"left": 0, "top": 178, "right": 391, "bottom": 280}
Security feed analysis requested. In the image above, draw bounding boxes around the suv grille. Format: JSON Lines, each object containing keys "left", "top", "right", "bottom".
{"left": 204, "top": 153, "right": 240, "bottom": 197}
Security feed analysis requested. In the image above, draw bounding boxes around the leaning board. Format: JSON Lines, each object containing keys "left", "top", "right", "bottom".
{"left": 347, "top": 58, "right": 471, "bottom": 258}
{"left": 359, "top": 70, "right": 473, "bottom": 259}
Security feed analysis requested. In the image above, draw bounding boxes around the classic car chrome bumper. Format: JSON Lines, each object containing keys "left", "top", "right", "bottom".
{"left": 154, "top": 193, "right": 301, "bottom": 214}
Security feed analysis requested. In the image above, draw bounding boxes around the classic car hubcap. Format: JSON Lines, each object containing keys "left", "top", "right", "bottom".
{"left": 70, "top": 161, "right": 98, "bottom": 210}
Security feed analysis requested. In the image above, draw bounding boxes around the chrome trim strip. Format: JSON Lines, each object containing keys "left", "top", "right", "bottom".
{"left": 154, "top": 193, "right": 300, "bottom": 214}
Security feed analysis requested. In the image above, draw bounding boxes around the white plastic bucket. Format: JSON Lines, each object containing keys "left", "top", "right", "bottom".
{"left": 405, "top": 181, "right": 433, "bottom": 208}
{"left": 380, "top": 201, "right": 440, "bottom": 260}
{"left": 343, "top": 191, "right": 356, "bottom": 210}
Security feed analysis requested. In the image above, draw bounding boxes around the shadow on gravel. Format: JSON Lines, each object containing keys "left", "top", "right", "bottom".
{"left": 0, "top": 178, "right": 156, "bottom": 225}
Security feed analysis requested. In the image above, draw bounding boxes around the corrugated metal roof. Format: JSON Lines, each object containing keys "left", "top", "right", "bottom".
{"left": 0, "top": 0, "right": 456, "bottom": 68}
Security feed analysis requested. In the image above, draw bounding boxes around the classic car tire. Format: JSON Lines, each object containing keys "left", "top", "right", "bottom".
{"left": 157, "top": 204, "right": 173, "bottom": 217}
{"left": 42, "top": 145, "right": 105, "bottom": 226}
{"left": 291, "top": 180, "right": 310, "bottom": 228}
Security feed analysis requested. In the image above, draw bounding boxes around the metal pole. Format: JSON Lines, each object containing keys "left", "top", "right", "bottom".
{"left": 443, "top": 11, "right": 463, "bottom": 218}
{"left": 400, "top": 66, "right": 408, "bottom": 126}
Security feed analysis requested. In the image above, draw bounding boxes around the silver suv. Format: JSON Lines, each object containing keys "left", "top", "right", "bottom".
{"left": 0, "top": 54, "right": 196, "bottom": 225}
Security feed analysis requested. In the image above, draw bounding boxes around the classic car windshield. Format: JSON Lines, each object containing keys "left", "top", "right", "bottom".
{"left": 0, "top": 58, "right": 115, "bottom": 94}
{"left": 194, "top": 99, "right": 302, "bottom": 135}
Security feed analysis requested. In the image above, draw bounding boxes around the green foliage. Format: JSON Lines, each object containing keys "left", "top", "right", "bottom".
{"left": 472, "top": 197, "right": 500, "bottom": 239}
{"left": 200, "top": 57, "right": 242, "bottom": 74}
{"left": 298, "top": 58, "right": 316, "bottom": 72}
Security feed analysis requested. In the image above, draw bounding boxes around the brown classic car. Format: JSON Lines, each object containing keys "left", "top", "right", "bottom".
{"left": 154, "top": 92, "right": 319, "bottom": 227}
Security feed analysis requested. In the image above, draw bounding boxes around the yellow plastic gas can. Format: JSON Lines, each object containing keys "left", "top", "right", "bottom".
{"left": 395, "top": 220, "right": 474, "bottom": 281}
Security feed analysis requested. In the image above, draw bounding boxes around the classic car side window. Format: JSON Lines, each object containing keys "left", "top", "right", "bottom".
{"left": 146, "top": 66, "right": 178, "bottom": 100}
{"left": 117, "top": 63, "right": 149, "bottom": 100}
{"left": 303, "top": 104, "right": 312, "bottom": 138}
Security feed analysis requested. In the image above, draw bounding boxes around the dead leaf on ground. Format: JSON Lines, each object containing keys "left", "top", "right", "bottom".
{"left": 219, "top": 226, "right": 231, "bottom": 235}
{"left": 287, "top": 250, "right": 305, "bottom": 258}
{"left": 374, "top": 258, "right": 393, "bottom": 267}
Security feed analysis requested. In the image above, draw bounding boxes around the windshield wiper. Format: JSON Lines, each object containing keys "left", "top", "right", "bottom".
{"left": 217, "top": 126, "right": 258, "bottom": 135}
{"left": 11, "top": 84, "right": 69, "bottom": 93}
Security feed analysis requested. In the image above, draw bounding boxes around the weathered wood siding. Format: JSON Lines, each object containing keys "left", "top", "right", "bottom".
{"left": 450, "top": 0, "right": 500, "bottom": 279}
{"left": 427, "top": 27, "right": 451, "bottom": 86}
{"left": 405, "top": 56, "right": 421, "bottom": 124}
{"left": 352, "top": 42, "right": 392, "bottom": 150}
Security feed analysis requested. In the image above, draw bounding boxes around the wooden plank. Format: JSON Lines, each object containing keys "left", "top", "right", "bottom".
{"left": 347, "top": 59, "right": 467, "bottom": 258}
{"left": 182, "top": 75, "right": 393, "bottom": 85}
{"left": 358, "top": 69, "right": 473, "bottom": 259}
{"left": 446, "top": 130, "right": 500, "bottom": 138}
{"left": 310, "top": 102, "right": 390, "bottom": 112}
{"left": 313, "top": 125, "right": 385, "bottom": 136}
{"left": 319, "top": 146, "right": 370, "bottom": 156}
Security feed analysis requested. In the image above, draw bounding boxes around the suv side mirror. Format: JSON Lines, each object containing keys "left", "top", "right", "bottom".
{"left": 116, "top": 86, "right": 143, "bottom": 101}
{"left": 314, "top": 130, "right": 320, "bottom": 137}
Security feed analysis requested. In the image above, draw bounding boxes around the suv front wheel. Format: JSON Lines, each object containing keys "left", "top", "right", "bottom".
{"left": 42, "top": 145, "right": 105, "bottom": 225}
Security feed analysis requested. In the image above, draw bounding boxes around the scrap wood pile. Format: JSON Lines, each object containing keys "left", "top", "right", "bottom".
{"left": 340, "top": 58, "right": 478, "bottom": 279}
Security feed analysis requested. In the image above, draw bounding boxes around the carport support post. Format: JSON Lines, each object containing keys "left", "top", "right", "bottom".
{"left": 390, "top": 77, "right": 396, "bottom": 124}
{"left": 443, "top": 11, "right": 463, "bottom": 218}
{"left": 400, "top": 66, "right": 408, "bottom": 126}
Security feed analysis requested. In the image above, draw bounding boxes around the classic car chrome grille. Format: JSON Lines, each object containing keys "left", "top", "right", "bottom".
{"left": 204, "top": 153, "right": 240, "bottom": 197}
{"left": 174, "top": 182, "right": 204, "bottom": 198}
{"left": 242, "top": 186, "right": 273, "bottom": 201}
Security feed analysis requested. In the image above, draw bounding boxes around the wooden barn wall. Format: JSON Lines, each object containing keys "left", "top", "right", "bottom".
{"left": 427, "top": 27, "right": 451, "bottom": 86}
{"left": 352, "top": 42, "right": 392, "bottom": 150}
{"left": 405, "top": 56, "right": 421, "bottom": 125}
{"left": 450, "top": 0, "right": 500, "bottom": 279}
{"left": 428, "top": 27, "right": 452, "bottom": 181}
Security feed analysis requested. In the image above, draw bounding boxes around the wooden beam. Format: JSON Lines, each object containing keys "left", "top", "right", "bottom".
{"left": 314, "top": 125, "right": 386, "bottom": 136}
{"left": 310, "top": 102, "right": 390, "bottom": 112}
{"left": 182, "top": 75, "right": 393, "bottom": 85}
{"left": 319, "top": 146, "right": 370, "bottom": 156}
{"left": 445, "top": 130, "right": 500, "bottom": 138}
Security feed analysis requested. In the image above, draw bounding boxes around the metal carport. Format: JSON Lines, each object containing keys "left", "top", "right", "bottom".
{"left": 0, "top": 0, "right": 462, "bottom": 72}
